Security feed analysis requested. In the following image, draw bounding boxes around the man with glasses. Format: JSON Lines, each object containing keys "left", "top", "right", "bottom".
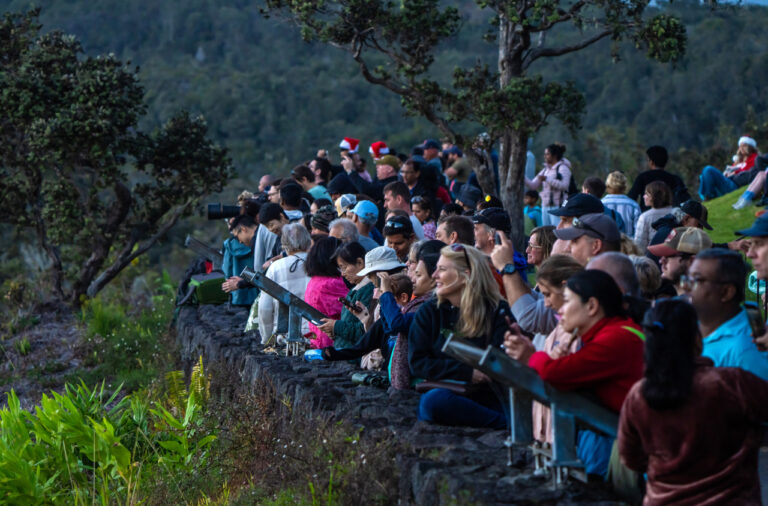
{"left": 683, "top": 248, "right": 768, "bottom": 380}
{"left": 647, "top": 227, "right": 712, "bottom": 296}
{"left": 553, "top": 212, "right": 621, "bottom": 266}
{"left": 383, "top": 215, "right": 417, "bottom": 262}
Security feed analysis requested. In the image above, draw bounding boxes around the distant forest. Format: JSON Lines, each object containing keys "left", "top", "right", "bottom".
{"left": 7, "top": 0, "right": 768, "bottom": 191}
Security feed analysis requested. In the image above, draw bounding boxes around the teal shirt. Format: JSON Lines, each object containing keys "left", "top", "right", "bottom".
{"left": 308, "top": 185, "right": 331, "bottom": 202}
{"left": 332, "top": 281, "right": 374, "bottom": 349}
{"left": 701, "top": 308, "right": 768, "bottom": 381}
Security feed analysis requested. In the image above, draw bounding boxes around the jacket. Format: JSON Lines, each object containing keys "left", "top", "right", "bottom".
{"left": 332, "top": 279, "right": 374, "bottom": 349}
{"left": 527, "top": 316, "right": 644, "bottom": 412}
{"left": 257, "top": 253, "right": 310, "bottom": 342}
{"left": 634, "top": 207, "right": 672, "bottom": 252}
{"left": 526, "top": 158, "right": 572, "bottom": 208}
{"left": 618, "top": 358, "right": 768, "bottom": 505}
{"left": 305, "top": 276, "right": 348, "bottom": 348}
{"left": 408, "top": 297, "right": 513, "bottom": 382}
{"left": 222, "top": 237, "right": 258, "bottom": 306}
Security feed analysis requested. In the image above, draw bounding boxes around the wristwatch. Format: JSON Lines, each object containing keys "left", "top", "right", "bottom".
{"left": 501, "top": 263, "right": 516, "bottom": 276}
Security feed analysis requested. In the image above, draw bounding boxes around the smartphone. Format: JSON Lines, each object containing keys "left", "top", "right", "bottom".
{"left": 494, "top": 232, "right": 502, "bottom": 245}
{"left": 338, "top": 296, "right": 360, "bottom": 313}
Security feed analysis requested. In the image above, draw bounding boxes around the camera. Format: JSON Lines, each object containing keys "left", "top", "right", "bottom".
{"left": 207, "top": 203, "right": 241, "bottom": 220}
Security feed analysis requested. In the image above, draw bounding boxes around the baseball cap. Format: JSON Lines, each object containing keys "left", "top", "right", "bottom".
{"left": 375, "top": 154, "right": 402, "bottom": 169}
{"left": 736, "top": 213, "right": 768, "bottom": 237}
{"left": 679, "top": 200, "right": 712, "bottom": 230}
{"left": 444, "top": 146, "right": 463, "bottom": 156}
{"left": 647, "top": 227, "right": 713, "bottom": 257}
{"left": 471, "top": 207, "right": 511, "bottom": 233}
{"left": 422, "top": 139, "right": 440, "bottom": 150}
{"left": 351, "top": 200, "right": 379, "bottom": 225}
{"left": 335, "top": 194, "right": 357, "bottom": 216}
{"left": 553, "top": 213, "right": 621, "bottom": 243}
{"left": 457, "top": 184, "right": 483, "bottom": 209}
{"left": 549, "top": 193, "right": 604, "bottom": 217}
{"left": 356, "top": 246, "right": 406, "bottom": 276}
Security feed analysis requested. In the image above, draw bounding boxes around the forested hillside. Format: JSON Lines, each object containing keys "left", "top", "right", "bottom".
{"left": 5, "top": 0, "right": 768, "bottom": 187}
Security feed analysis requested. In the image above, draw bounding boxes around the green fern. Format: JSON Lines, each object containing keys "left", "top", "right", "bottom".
{"left": 164, "top": 370, "right": 188, "bottom": 413}
{"left": 190, "top": 355, "right": 210, "bottom": 407}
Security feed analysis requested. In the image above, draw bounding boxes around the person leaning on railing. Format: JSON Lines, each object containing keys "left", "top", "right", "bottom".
{"left": 503, "top": 270, "right": 644, "bottom": 477}
{"left": 409, "top": 244, "right": 514, "bottom": 429}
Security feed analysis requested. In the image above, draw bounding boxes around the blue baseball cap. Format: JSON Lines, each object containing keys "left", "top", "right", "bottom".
{"left": 736, "top": 214, "right": 768, "bottom": 237}
{"left": 351, "top": 200, "right": 379, "bottom": 225}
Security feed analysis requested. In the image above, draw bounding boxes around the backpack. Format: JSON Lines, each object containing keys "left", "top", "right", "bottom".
{"left": 555, "top": 162, "right": 579, "bottom": 202}
{"left": 176, "top": 269, "right": 228, "bottom": 306}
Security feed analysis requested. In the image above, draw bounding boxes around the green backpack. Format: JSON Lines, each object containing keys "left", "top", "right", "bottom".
{"left": 178, "top": 272, "right": 229, "bottom": 305}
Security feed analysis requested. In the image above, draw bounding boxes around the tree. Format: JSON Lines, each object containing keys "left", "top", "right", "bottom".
{"left": 263, "top": 0, "right": 686, "bottom": 248}
{"left": 0, "top": 10, "right": 234, "bottom": 306}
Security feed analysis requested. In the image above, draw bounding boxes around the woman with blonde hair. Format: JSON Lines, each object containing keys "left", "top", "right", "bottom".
{"left": 410, "top": 244, "right": 514, "bottom": 428}
{"left": 602, "top": 171, "right": 641, "bottom": 238}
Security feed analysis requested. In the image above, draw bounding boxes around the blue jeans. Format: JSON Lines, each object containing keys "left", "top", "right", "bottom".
{"left": 577, "top": 429, "right": 614, "bottom": 477}
{"left": 418, "top": 388, "right": 507, "bottom": 429}
{"left": 699, "top": 165, "right": 737, "bottom": 200}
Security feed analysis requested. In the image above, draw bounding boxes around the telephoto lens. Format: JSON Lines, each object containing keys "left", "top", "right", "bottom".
{"left": 207, "top": 203, "right": 241, "bottom": 220}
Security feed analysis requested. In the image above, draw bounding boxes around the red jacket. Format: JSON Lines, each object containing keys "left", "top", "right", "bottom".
{"left": 527, "top": 316, "right": 644, "bottom": 412}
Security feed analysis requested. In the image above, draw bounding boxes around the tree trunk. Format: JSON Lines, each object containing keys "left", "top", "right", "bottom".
{"left": 499, "top": 130, "right": 529, "bottom": 252}
{"left": 465, "top": 148, "right": 497, "bottom": 197}
{"left": 497, "top": 13, "right": 528, "bottom": 251}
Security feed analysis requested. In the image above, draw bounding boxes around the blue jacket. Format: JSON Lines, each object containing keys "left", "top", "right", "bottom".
{"left": 222, "top": 237, "right": 258, "bottom": 306}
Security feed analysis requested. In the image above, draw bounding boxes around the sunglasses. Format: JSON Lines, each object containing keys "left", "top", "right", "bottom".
{"left": 450, "top": 243, "right": 472, "bottom": 273}
{"left": 411, "top": 196, "right": 424, "bottom": 204}
{"left": 384, "top": 219, "right": 406, "bottom": 229}
{"left": 572, "top": 217, "right": 605, "bottom": 239}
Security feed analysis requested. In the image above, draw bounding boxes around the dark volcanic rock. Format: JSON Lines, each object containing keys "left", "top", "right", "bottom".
{"left": 176, "top": 303, "right": 625, "bottom": 505}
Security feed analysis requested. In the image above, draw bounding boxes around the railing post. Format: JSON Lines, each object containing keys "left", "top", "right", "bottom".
{"left": 286, "top": 305, "right": 303, "bottom": 356}
{"left": 508, "top": 387, "right": 533, "bottom": 443}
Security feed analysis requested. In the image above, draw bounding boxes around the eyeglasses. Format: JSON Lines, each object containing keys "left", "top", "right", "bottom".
{"left": 384, "top": 220, "right": 405, "bottom": 229}
{"left": 450, "top": 243, "right": 472, "bottom": 272}
{"left": 678, "top": 275, "right": 728, "bottom": 292}
{"left": 572, "top": 217, "right": 605, "bottom": 239}
{"left": 527, "top": 242, "right": 542, "bottom": 249}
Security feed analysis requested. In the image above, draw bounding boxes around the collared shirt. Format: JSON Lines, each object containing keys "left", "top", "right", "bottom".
{"left": 702, "top": 308, "right": 768, "bottom": 381}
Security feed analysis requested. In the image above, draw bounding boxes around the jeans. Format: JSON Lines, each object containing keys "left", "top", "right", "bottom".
{"left": 699, "top": 165, "right": 737, "bottom": 200}
{"left": 577, "top": 429, "right": 614, "bottom": 477}
{"left": 418, "top": 388, "right": 507, "bottom": 429}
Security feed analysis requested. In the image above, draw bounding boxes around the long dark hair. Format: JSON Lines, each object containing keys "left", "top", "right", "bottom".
{"left": 305, "top": 236, "right": 342, "bottom": 277}
{"left": 641, "top": 299, "right": 699, "bottom": 411}
{"left": 565, "top": 270, "right": 625, "bottom": 318}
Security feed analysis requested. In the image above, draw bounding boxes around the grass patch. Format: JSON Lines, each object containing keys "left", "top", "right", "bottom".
{"left": 704, "top": 189, "right": 759, "bottom": 244}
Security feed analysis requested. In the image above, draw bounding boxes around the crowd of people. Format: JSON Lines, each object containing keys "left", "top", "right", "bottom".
{"left": 216, "top": 135, "right": 768, "bottom": 504}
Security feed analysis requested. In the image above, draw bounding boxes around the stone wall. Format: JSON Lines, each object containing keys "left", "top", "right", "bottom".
{"left": 175, "top": 304, "right": 622, "bottom": 505}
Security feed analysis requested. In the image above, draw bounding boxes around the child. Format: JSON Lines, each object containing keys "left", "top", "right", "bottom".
{"left": 523, "top": 190, "right": 543, "bottom": 236}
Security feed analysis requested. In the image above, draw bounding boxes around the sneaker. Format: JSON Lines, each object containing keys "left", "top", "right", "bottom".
{"left": 733, "top": 197, "right": 752, "bottom": 210}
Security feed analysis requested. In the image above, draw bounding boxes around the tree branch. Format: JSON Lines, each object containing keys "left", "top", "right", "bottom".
{"left": 523, "top": 28, "right": 612, "bottom": 69}
{"left": 85, "top": 200, "right": 193, "bottom": 299}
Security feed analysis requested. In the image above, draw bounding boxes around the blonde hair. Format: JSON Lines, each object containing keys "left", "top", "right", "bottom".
{"left": 438, "top": 245, "right": 501, "bottom": 338}
{"left": 605, "top": 171, "right": 627, "bottom": 194}
{"left": 629, "top": 255, "right": 661, "bottom": 297}
{"left": 237, "top": 190, "right": 254, "bottom": 205}
{"left": 620, "top": 234, "right": 643, "bottom": 256}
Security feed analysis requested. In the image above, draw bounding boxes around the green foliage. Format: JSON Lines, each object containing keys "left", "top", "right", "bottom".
{"left": 0, "top": 379, "right": 215, "bottom": 503}
{"left": 0, "top": 9, "right": 233, "bottom": 305}
{"left": 78, "top": 269, "right": 176, "bottom": 391}
{"left": 12, "top": 337, "right": 30, "bottom": 356}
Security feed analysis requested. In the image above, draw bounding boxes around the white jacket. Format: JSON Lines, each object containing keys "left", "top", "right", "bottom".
{"left": 258, "top": 252, "right": 311, "bottom": 343}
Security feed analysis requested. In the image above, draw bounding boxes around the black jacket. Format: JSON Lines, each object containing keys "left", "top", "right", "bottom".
{"left": 408, "top": 297, "right": 513, "bottom": 382}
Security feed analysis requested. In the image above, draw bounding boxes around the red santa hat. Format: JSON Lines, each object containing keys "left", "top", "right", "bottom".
{"left": 339, "top": 137, "right": 360, "bottom": 153}
{"left": 369, "top": 141, "right": 390, "bottom": 159}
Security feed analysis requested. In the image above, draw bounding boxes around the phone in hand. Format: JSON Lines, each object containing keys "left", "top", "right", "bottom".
{"left": 495, "top": 232, "right": 502, "bottom": 245}
{"left": 338, "top": 297, "right": 361, "bottom": 313}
